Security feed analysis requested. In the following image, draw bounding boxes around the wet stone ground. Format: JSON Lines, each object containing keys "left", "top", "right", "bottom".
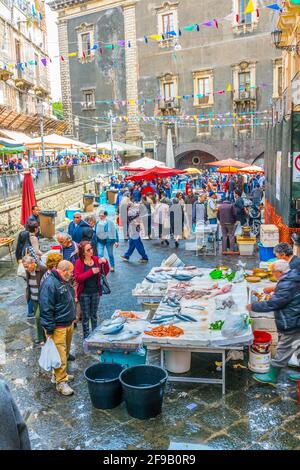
{"left": 0, "top": 239, "right": 300, "bottom": 450}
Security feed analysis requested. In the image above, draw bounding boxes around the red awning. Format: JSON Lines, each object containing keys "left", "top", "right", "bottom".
{"left": 20, "top": 171, "right": 36, "bottom": 226}
{"left": 125, "top": 166, "right": 186, "bottom": 181}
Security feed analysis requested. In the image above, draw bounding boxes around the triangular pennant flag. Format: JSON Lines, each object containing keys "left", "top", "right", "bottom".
{"left": 203, "top": 21, "right": 214, "bottom": 27}
{"left": 167, "top": 31, "right": 177, "bottom": 36}
{"left": 149, "top": 34, "right": 162, "bottom": 41}
{"left": 214, "top": 19, "right": 219, "bottom": 29}
{"left": 144, "top": 36, "right": 148, "bottom": 44}
{"left": 128, "top": 41, "right": 131, "bottom": 48}
{"left": 82, "top": 51, "right": 86, "bottom": 58}
{"left": 41, "top": 58, "right": 47, "bottom": 66}
{"left": 60, "top": 56, "right": 65, "bottom": 61}
{"left": 92, "top": 44, "right": 98, "bottom": 50}
{"left": 118, "top": 40, "right": 125, "bottom": 47}
{"left": 236, "top": 14, "right": 239, "bottom": 23}
{"left": 256, "top": 9, "right": 260, "bottom": 18}
{"left": 100, "top": 48, "right": 103, "bottom": 55}
{"left": 264, "top": 4, "right": 282, "bottom": 12}
{"left": 178, "top": 29, "right": 182, "bottom": 36}
{"left": 245, "top": 0, "right": 254, "bottom": 14}
{"left": 183, "top": 24, "right": 197, "bottom": 32}
{"left": 196, "top": 24, "right": 200, "bottom": 31}
{"left": 227, "top": 84, "right": 232, "bottom": 92}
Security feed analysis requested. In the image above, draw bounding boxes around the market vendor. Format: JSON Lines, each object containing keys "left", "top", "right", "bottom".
{"left": 25, "top": 205, "right": 41, "bottom": 236}
{"left": 274, "top": 243, "right": 300, "bottom": 272}
{"left": 246, "top": 260, "right": 300, "bottom": 384}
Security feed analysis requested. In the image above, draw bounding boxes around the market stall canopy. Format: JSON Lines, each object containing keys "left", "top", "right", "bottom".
{"left": 90, "top": 141, "right": 143, "bottom": 153}
{"left": 0, "top": 129, "right": 34, "bottom": 144}
{"left": 0, "top": 137, "right": 23, "bottom": 147}
{"left": 216, "top": 166, "right": 239, "bottom": 174}
{"left": 239, "top": 165, "right": 264, "bottom": 174}
{"left": 206, "top": 158, "right": 248, "bottom": 169}
{"left": 0, "top": 106, "right": 68, "bottom": 135}
{"left": 0, "top": 146, "right": 25, "bottom": 154}
{"left": 25, "top": 133, "right": 89, "bottom": 149}
{"left": 184, "top": 168, "right": 202, "bottom": 174}
{"left": 125, "top": 166, "right": 186, "bottom": 181}
{"left": 120, "top": 157, "right": 166, "bottom": 171}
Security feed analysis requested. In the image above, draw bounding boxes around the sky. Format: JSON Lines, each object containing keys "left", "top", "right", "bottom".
{"left": 45, "top": 2, "right": 61, "bottom": 102}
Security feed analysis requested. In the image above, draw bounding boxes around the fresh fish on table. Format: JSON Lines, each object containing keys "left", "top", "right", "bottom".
{"left": 101, "top": 317, "right": 126, "bottom": 327}
{"left": 99, "top": 324, "right": 125, "bottom": 335}
{"left": 146, "top": 274, "right": 172, "bottom": 283}
{"left": 207, "top": 283, "right": 233, "bottom": 298}
{"left": 175, "top": 313, "right": 198, "bottom": 322}
{"left": 107, "top": 330, "right": 142, "bottom": 342}
{"left": 183, "top": 305, "right": 206, "bottom": 310}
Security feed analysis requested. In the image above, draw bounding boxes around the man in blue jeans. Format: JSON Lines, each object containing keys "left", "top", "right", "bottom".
{"left": 121, "top": 202, "right": 149, "bottom": 263}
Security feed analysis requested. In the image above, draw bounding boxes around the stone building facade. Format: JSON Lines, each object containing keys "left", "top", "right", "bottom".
{"left": 0, "top": 0, "right": 52, "bottom": 119}
{"left": 50, "top": 0, "right": 281, "bottom": 166}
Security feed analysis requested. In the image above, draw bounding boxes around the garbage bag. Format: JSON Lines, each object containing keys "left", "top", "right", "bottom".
{"left": 38, "top": 337, "right": 61, "bottom": 372}
{"left": 221, "top": 314, "right": 250, "bottom": 338}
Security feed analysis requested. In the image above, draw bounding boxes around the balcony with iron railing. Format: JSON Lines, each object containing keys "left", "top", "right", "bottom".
{"left": 159, "top": 97, "right": 180, "bottom": 111}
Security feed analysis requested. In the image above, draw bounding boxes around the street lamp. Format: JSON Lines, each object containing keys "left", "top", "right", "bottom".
{"left": 94, "top": 125, "right": 99, "bottom": 155}
{"left": 271, "top": 29, "right": 300, "bottom": 55}
{"left": 37, "top": 100, "right": 46, "bottom": 166}
{"left": 74, "top": 116, "right": 79, "bottom": 140}
{"left": 108, "top": 110, "right": 115, "bottom": 175}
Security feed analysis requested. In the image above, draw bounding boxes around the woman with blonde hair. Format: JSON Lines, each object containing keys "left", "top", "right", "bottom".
{"left": 40, "top": 252, "right": 63, "bottom": 286}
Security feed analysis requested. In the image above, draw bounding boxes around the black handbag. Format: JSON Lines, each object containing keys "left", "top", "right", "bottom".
{"left": 100, "top": 264, "right": 111, "bottom": 295}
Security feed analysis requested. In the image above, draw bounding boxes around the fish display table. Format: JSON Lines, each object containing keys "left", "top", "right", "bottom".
{"left": 132, "top": 266, "right": 205, "bottom": 304}
{"left": 83, "top": 311, "right": 150, "bottom": 353}
{"left": 142, "top": 269, "right": 253, "bottom": 395}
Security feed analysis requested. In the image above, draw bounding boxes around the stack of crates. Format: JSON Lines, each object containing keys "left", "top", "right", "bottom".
{"left": 258, "top": 225, "right": 279, "bottom": 261}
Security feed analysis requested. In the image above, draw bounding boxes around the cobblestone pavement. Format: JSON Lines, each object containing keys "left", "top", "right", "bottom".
{"left": 0, "top": 239, "right": 300, "bottom": 450}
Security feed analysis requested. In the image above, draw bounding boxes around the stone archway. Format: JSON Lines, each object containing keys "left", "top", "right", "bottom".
{"left": 175, "top": 143, "right": 223, "bottom": 170}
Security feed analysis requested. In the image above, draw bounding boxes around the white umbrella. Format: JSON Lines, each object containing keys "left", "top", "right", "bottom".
{"left": 25, "top": 133, "right": 89, "bottom": 149}
{"left": 166, "top": 127, "right": 175, "bottom": 168}
{"left": 240, "top": 165, "right": 264, "bottom": 174}
{"left": 121, "top": 157, "right": 165, "bottom": 170}
{"left": 91, "top": 141, "right": 143, "bottom": 152}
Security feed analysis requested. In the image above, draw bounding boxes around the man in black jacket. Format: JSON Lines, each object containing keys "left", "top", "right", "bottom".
{"left": 247, "top": 260, "right": 300, "bottom": 384}
{"left": 0, "top": 380, "right": 31, "bottom": 450}
{"left": 39, "top": 260, "right": 76, "bottom": 396}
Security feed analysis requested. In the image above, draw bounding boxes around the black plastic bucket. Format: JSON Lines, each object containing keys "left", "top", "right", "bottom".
{"left": 119, "top": 365, "right": 168, "bottom": 420}
{"left": 84, "top": 363, "right": 124, "bottom": 410}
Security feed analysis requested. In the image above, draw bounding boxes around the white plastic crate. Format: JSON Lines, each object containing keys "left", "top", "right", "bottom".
{"left": 238, "top": 243, "right": 255, "bottom": 256}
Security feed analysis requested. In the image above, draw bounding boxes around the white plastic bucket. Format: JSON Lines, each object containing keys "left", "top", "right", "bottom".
{"left": 248, "top": 348, "right": 271, "bottom": 373}
{"left": 165, "top": 351, "right": 191, "bottom": 373}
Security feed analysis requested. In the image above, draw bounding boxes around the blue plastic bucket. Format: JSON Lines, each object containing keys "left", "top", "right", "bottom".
{"left": 258, "top": 243, "right": 275, "bottom": 262}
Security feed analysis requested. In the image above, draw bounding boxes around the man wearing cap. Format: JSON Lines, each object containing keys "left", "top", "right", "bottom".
{"left": 207, "top": 192, "right": 218, "bottom": 225}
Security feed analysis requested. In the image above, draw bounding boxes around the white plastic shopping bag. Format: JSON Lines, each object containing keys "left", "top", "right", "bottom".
{"left": 17, "top": 262, "right": 26, "bottom": 279}
{"left": 234, "top": 222, "right": 242, "bottom": 237}
{"left": 38, "top": 337, "right": 61, "bottom": 372}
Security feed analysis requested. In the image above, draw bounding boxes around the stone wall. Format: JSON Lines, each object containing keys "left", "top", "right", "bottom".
{"left": 0, "top": 179, "right": 95, "bottom": 238}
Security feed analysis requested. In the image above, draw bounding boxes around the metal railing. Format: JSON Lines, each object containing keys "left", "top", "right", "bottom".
{"left": 0, "top": 162, "right": 119, "bottom": 204}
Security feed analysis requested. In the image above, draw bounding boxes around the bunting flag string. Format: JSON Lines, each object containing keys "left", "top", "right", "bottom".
{"left": 0, "top": 2, "right": 283, "bottom": 69}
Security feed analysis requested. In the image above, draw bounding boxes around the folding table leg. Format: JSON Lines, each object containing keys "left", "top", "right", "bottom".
{"left": 222, "top": 350, "right": 226, "bottom": 395}
{"left": 160, "top": 349, "right": 164, "bottom": 368}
